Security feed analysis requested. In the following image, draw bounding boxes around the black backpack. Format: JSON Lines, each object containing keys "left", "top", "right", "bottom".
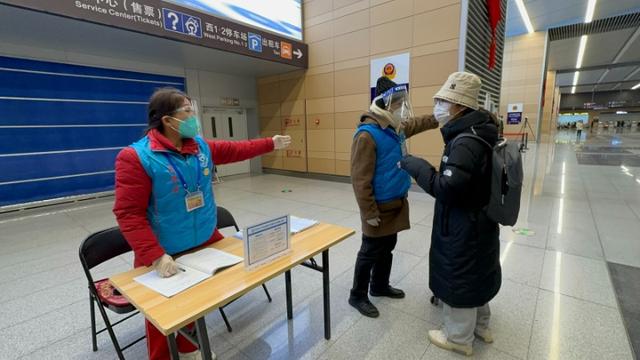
{"left": 452, "top": 131, "right": 523, "bottom": 226}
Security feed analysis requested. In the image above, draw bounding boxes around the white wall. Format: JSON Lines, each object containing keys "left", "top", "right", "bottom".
{"left": 186, "top": 69, "right": 262, "bottom": 172}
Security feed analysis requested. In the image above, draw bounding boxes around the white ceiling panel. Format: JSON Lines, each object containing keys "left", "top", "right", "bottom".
{"left": 603, "top": 66, "right": 638, "bottom": 82}
{"left": 620, "top": 80, "right": 640, "bottom": 90}
{"left": 594, "top": 83, "right": 619, "bottom": 91}
{"left": 578, "top": 69, "right": 608, "bottom": 85}
{"left": 506, "top": 0, "right": 640, "bottom": 37}
{"left": 555, "top": 69, "right": 606, "bottom": 86}
{"left": 626, "top": 68, "right": 640, "bottom": 81}
{"left": 560, "top": 85, "right": 596, "bottom": 94}
{"left": 548, "top": 38, "right": 580, "bottom": 70}
{"left": 616, "top": 27, "right": 640, "bottom": 63}
{"left": 580, "top": 28, "right": 636, "bottom": 67}
{"left": 547, "top": 28, "right": 636, "bottom": 70}
{"left": 556, "top": 72, "right": 577, "bottom": 86}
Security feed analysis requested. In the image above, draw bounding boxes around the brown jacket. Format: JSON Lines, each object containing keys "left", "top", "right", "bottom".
{"left": 351, "top": 112, "right": 439, "bottom": 237}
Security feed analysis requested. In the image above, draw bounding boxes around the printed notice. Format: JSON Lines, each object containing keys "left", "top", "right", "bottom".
{"left": 243, "top": 216, "right": 290, "bottom": 269}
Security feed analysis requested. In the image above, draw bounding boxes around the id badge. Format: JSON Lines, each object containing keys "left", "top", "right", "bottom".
{"left": 185, "top": 191, "right": 204, "bottom": 212}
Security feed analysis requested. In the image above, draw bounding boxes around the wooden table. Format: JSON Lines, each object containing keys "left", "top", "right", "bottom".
{"left": 110, "top": 223, "right": 355, "bottom": 360}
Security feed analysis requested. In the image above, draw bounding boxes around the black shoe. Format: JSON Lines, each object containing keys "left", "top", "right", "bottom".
{"left": 348, "top": 297, "right": 380, "bottom": 318}
{"left": 370, "top": 286, "right": 405, "bottom": 299}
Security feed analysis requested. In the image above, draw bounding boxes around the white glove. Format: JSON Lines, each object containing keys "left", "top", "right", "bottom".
{"left": 272, "top": 135, "right": 292, "bottom": 150}
{"left": 366, "top": 217, "right": 381, "bottom": 227}
{"left": 153, "top": 254, "right": 179, "bottom": 278}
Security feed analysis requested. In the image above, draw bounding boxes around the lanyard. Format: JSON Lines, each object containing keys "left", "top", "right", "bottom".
{"left": 163, "top": 153, "right": 201, "bottom": 193}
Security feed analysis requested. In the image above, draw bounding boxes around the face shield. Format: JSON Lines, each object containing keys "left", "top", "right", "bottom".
{"left": 169, "top": 100, "right": 203, "bottom": 139}
{"left": 173, "top": 99, "right": 203, "bottom": 136}
{"left": 376, "top": 85, "right": 414, "bottom": 121}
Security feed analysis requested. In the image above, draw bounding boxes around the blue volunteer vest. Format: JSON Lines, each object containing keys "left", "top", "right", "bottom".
{"left": 131, "top": 135, "right": 217, "bottom": 255}
{"left": 354, "top": 123, "right": 411, "bottom": 202}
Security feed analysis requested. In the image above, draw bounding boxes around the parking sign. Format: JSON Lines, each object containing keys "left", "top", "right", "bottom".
{"left": 248, "top": 33, "right": 262, "bottom": 53}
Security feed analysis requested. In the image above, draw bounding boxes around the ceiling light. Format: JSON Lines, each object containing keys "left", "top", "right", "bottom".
{"left": 571, "top": 86, "right": 576, "bottom": 94}
{"left": 632, "top": 82, "right": 640, "bottom": 90}
{"left": 515, "top": 0, "right": 534, "bottom": 33}
{"left": 576, "top": 35, "right": 588, "bottom": 68}
{"left": 573, "top": 71, "right": 580, "bottom": 86}
{"left": 585, "top": 0, "right": 597, "bottom": 23}
{"left": 617, "top": 111, "right": 628, "bottom": 115}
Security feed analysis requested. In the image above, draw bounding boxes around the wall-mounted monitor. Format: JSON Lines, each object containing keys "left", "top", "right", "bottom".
{"left": 165, "top": 0, "right": 302, "bottom": 40}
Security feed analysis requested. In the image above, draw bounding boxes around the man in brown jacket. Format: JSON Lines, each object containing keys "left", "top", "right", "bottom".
{"left": 349, "top": 76, "right": 439, "bottom": 317}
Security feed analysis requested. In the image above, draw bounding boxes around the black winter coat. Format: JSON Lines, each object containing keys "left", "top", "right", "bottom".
{"left": 400, "top": 109, "right": 501, "bottom": 308}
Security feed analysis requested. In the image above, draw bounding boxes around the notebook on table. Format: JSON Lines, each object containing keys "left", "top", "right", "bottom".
{"left": 133, "top": 248, "right": 243, "bottom": 297}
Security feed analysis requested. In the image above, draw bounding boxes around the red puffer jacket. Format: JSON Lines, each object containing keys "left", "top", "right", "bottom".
{"left": 113, "top": 129, "right": 274, "bottom": 267}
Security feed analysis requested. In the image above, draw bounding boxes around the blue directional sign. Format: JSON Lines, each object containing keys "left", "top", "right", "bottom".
{"left": 162, "top": 8, "right": 202, "bottom": 38}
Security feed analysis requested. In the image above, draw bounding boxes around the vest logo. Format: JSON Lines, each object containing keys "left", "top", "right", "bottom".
{"left": 197, "top": 153, "right": 208, "bottom": 170}
{"left": 443, "top": 169, "right": 453, "bottom": 177}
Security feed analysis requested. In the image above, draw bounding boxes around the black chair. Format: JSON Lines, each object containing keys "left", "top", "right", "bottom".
{"left": 79, "top": 227, "right": 145, "bottom": 360}
{"left": 217, "top": 206, "right": 272, "bottom": 332}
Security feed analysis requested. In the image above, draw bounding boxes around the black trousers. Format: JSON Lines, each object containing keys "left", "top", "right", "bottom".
{"left": 350, "top": 233, "right": 398, "bottom": 299}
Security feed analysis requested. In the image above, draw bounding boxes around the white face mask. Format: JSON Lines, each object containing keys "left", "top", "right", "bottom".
{"left": 434, "top": 101, "right": 453, "bottom": 126}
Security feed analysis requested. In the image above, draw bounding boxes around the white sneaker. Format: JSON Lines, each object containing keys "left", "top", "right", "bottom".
{"left": 428, "top": 330, "right": 473, "bottom": 356}
{"left": 179, "top": 351, "right": 217, "bottom": 360}
{"left": 475, "top": 327, "right": 494, "bottom": 343}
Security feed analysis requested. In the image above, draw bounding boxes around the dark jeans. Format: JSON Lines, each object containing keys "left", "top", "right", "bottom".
{"left": 350, "top": 233, "right": 398, "bottom": 299}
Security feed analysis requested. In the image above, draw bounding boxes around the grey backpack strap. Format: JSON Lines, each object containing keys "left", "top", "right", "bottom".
{"left": 451, "top": 132, "right": 493, "bottom": 150}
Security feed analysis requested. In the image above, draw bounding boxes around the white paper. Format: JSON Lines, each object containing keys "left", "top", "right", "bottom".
{"left": 133, "top": 267, "right": 210, "bottom": 297}
{"left": 290, "top": 216, "right": 319, "bottom": 234}
{"left": 177, "top": 248, "right": 243, "bottom": 275}
{"left": 234, "top": 216, "right": 318, "bottom": 239}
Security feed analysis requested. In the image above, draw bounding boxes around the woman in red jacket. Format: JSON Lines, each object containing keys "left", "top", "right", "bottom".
{"left": 113, "top": 88, "right": 290, "bottom": 360}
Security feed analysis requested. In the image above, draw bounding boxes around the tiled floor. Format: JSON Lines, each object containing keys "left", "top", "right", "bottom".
{"left": 1, "top": 128, "right": 639, "bottom": 360}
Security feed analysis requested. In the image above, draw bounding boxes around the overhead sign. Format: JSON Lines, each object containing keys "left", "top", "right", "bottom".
{"left": 1, "top": 0, "right": 308, "bottom": 68}
{"left": 162, "top": 8, "right": 202, "bottom": 38}
{"left": 165, "top": 0, "right": 302, "bottom": 40}
{"left": 507, "top": 103, "right": 523, "bottom": 125}
{"left": 370, "top": 53, "right": 410, "bottom": 100}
